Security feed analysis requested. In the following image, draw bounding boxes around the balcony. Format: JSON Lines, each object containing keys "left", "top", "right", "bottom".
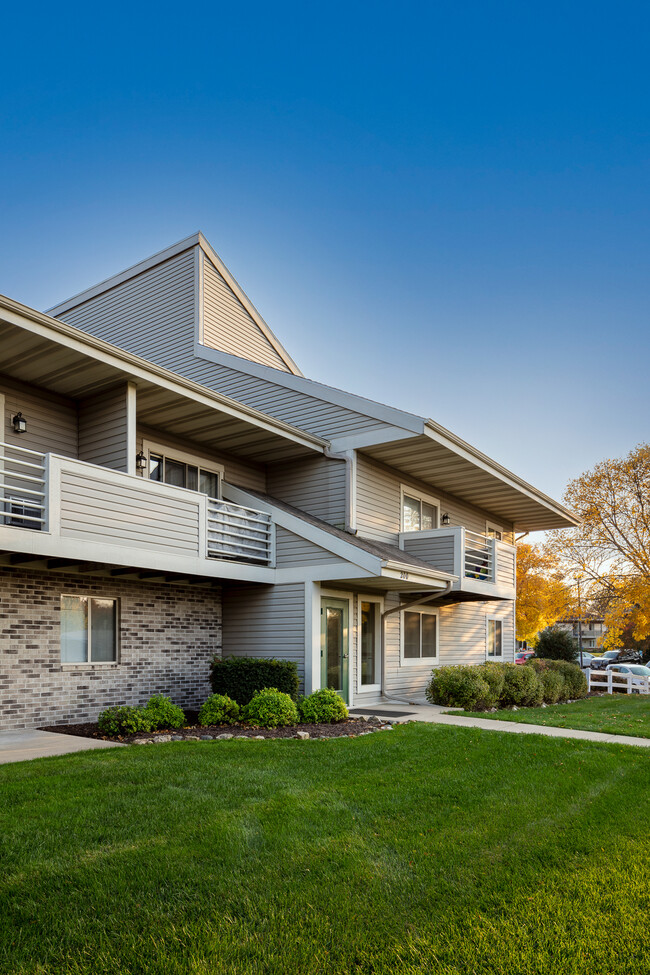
{"left": 398, "top": 526, "right": 516, "bottom": 600}
{"left": 0, "top": 442, "right": 274, "bottom": 578}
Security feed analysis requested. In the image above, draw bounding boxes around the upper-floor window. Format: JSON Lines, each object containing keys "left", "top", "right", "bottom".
{"left": 143, "top": 441, "right": 223, "bottom": 500}
{"left": 401, "top": 487, "right": 440, "bottom": 532}
{"left": 486, "top": 522, "right": 503, "bottom": 541}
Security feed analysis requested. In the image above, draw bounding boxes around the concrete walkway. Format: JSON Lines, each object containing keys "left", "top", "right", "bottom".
{"left": 353, "top": 702, "right": 650, "bottom": 749}
{"left": 0, "top": 729, "right": 124, "bottom": 765}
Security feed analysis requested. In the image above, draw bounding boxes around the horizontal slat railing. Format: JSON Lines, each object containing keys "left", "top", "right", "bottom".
{"left": 207, "top": 498, "right": 272, "bottom": 565}
{"left": 463, "top": 529, "right": 494, "bottom": 581}
{"left": 0, "top": 442, "right": 47, "bottom": 530}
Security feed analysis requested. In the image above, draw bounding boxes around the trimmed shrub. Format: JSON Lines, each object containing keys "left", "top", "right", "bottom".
{"left": 527, "top": 658, "right": 587, "bottom": 700}
{"left": 536, "top": 627, "right": 579, "bottom": 663}
{"left": 198, "top": 693, "right": 240, "bottom": 726}
{"left": 210, "top": 657, "right": 299, "bottom": 705}
{"left": 144, "top": 694, "right": 185, "bottom": 730}
{"left": 500, "top": 665, "right": 544, "bottom": 707}
{"left": 98, "top": 705, "right": 152, "bottom": 737}
{"left": 426, "top": 666, "right": 494, "bottom": 711}
{"left": 299, "top": 688, "right": 348, "bottom": 724}
{"left": 241, "top": 688, "right": 299, "bottom": 728}
{"left": 476, "top": 662, "right": 505, "bottom": 704}
{"left": 539, "top": 668, "right": 565, "bottom": 704}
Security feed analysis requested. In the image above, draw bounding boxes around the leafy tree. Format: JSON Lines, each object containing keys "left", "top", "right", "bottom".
{"left": 536, "top": 626, "right": 579, "bottom": 663}
{"left": 516, "top": 542, "right": 571, "bottom": 642}
{"left": 548, "top": 443, "right": 650, "bottom": 649}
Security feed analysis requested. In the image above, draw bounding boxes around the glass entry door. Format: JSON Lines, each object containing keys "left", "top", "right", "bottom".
{"left": 320, "top": 597, "right": 349, "bottom": 704}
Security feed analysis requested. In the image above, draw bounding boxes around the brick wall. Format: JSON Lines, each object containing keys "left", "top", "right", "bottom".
{"left": 0, "top": 568, "right": 222, "bottom": 730}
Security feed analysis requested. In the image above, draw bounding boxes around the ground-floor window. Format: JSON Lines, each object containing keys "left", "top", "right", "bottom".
{"left": 401, "top": 607, "right": 438, "bottom": 664}
{"left": 486, "top": 617, "right": 503, "bottom": 659}
{"left": 61, "top": 595, "right": 118, "bottom": 663}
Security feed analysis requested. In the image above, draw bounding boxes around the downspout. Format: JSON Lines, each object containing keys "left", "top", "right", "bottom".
{"left": 324, "top": 447, "right": 357, "bottom": 534}
{"left": 515, "top": 532, "right": 529, "bottom": 543}
{"left": 380, "top": 582, "right": 454, "bottom": 702}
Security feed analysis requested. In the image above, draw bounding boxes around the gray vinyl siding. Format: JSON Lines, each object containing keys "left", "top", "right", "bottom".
{"left": 222, "top": 582, "right": 306, "bottom": 687}
{"left": 267, "top": 456, "right": 346, "bottom": 527}
{"left": 400, "top": 533, "right": 456, "bottom": 574}
{"left": 202, "top": 254, "right": 290, "bottom": 371}
{"left": 59, "top": 469, "right": 201, "bottom": 556}
{"left": 275, "top": 526, "right": 344, "bottom": 567}
{"left": 135, "top": 424, "right": 266, "bottom": 492}
{"left": 355, "top": 453, "right": 514, "bottom": 543}
{"left": 381, "top": 597, "right": 516, "bottom": 700}
{"left": 78, "top": 385, "right": 130, "bottom": 471}
{"left": 1, "top": 375, "right": 78, "bottom": 457}
{"left": 56, "top": 249, "right": 197, "bottom": 371}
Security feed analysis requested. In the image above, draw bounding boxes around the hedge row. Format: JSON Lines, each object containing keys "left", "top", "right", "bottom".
{"left": 210, "top": 657, "right": 299, "bottom": 705}
{"left": 425, "top": 659, "right": 587, "bottom": 711}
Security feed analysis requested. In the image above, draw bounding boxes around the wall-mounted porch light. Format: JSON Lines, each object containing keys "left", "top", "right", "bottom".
{"left": 135, "top": 450, "right": 147, "bottom": 471}
{"left": 12, "top": 412, "right": 27, "bottom": 434}
{"left": 441, "top": 512, "right": 450, "bottom": 526}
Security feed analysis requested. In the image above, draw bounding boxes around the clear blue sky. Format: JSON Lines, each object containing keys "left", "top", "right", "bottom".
{"left": 1, "top": 1, "right": 648, "bottom": 511}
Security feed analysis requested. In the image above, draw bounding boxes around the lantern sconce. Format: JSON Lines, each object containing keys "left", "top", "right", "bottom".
{"left": 135, "top": 450, "right": 147, "bottom": 472}
{"left": 12, "top": 412, "right": 27, "bottom": 434}
{"left": 441, "top": 512, "right": 450, "bottom": 526}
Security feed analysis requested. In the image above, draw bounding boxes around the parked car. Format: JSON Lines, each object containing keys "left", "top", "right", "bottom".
{"left": 577, "top": 651, "right": 595, "bottom": 668}
{"left": 515, "top": 651, "right": 536, "bottom": 665}
{"left": 589, "top": 657, "right": 611, "bottom": 670}
{"left": 603, "top": 664, "right": 650, "bottom": 693}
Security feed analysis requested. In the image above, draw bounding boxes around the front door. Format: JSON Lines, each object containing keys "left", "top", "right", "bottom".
{"left": 320, "top": 597, "right": 349, "bottom": 704}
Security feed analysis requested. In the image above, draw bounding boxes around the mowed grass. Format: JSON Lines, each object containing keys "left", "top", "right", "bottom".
{"left": 453, "top": 694, "right": 650, "bottom": 738}
{"left": 2, "top": 725, "right": 650, "bottom": 975}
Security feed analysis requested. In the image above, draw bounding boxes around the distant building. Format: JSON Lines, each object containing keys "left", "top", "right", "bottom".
{"left": 554, "top": 615, "right": 606, "bottom": 652}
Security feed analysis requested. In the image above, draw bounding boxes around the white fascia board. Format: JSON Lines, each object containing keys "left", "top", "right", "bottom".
{"left": 222, "top": 483, "right": 384, "bottom": 575}
{"left": 197, "top": 236, "right": 303, "bottom": 377}
{"left": 193, "top": 342, "right": 426, "bottom": 434}
{"left": 0, "top": 297, "right": 327, "bottom": 454}
{"left": 46, "top": 234, "right": 203, "bottom": 314}
{"left": 382, "top": 562, "right": 457, "bottom": 585}
{"left": 423, "top": 421, "right": 581, "bottom": 527}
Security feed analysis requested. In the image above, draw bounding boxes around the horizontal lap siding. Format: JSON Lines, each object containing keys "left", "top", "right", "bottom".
{"left": 401, "top": 535, "right": 456, "bottom": 574}
{"left": 356, "top": 453, "right": 514, "bottom": 543}
{"left": 267, "top": 456, "right": 346, "bottom": 527}
{"left": 57, "top": 250, "right": 196, "bottom": 370}
{"left": 383, "top": 596, "right": 516, "bottom": 699}
{"left": 1, "top": 375, "right": 78, "bottom": 457}
{"left": 275, "top": 527, "right": 344, "bottom": 567}
{"left": 497, "top": 547, "right": 516, "bottom": 587}
{"left": 222, "top": 582, "right": 306, "bottom": 686}
{"left": 60, "top": 471, "right": 201, "bottom": 556}
{"left": 136, "top": 424, "right": 266, "bottom": 492}
{"left": 79, "top": 385, "right": 129, "bottom": 471}
{"left": 202, "top": 256, "right": 289, "bottom": 371}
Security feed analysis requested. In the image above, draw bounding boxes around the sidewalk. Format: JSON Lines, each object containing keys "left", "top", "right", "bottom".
{"left": 0, "top": 729, "right": 124, "bottom": 765}
{"left": 352, "top": 702, "right": 650, "bottom": 748}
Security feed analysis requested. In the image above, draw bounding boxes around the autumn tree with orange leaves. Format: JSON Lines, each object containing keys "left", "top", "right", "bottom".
{"left": 547, "top": 443, "right": 650, "bottom": 649}
{"left": 516, "top": 543, "right": 571, "bottom": 642}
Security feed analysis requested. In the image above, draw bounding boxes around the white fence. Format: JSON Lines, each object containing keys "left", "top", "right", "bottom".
{"left": 206, "top": 498, "right": 273, "bottom": 564}
{"left": 588, "top": 669, "right": 650, "bottom": 695}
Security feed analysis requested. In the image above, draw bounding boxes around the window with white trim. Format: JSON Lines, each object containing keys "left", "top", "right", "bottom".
{"left": 401, "top": 607, "right": 439, "bottom": 664}
{"left": 486, "top": 617, "right": 503, "bottom": 659}
{"left": 486, "top": 522, "right": 503, "bottom": 541}
{"left": 143, "top": 441, "right": 223, "bottom": 500}
{"left": 401, "top": 488, "right": 440, "bottom": 532}
{"left": 61, "top": 596, "right": 118, "bottom": 664}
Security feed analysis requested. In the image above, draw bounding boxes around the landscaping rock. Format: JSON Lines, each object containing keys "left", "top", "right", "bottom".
{"left": 135, "top": 739, "right": 152, "bottom": 745}
{"left": 155, "top": 735, "right": 172, "bottom": 743}
{"left": 253, "top": 735, "right": 265, "bottom": 740}
{"left": 200, "top": 735, "right": 213, "bottom": 740}
{"left": 171, "top": 735, "right": 183, "bottom": 741}
{"left": 217, "top": 733, "right": 233, "bottom": 740}
{"left": 296, "top": 731, "right": 310, "bottom": 739}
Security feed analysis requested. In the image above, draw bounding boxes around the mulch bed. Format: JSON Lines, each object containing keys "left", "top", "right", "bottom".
{"left": 39, "top": 716, "right": 387, "bottom": 744}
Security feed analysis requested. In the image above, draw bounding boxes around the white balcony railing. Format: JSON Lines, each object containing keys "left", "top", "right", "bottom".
{"left": 0, "top": 442, "right": 47, "bottom": 530}
{"left": 463, "top": 529, "right": 495, "bottom": 582}
{"left": 207, "top": 498, "right": 273, "bottom": 564}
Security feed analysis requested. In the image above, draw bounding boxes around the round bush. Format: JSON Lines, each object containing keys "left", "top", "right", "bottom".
{"left": 536, "top": 628, "right": 579, "bottom": 663}
{"left": 299, "top": 688, "right": 348, "bottom": 724}
{"left": 539, "top": 668, "right": 565, "bottom": 704}
{"left": 426, "top": 666, "right": 493, "bottom": 711}
{"left": 98, "top": 705, "right": 152, "bottom": 737}
{"left": 242, "top": 687, "right": 299, "bottom": 728}
{"left": 144, "top": 694, "right": 185, "bottom": 730}
{"left": 475, "top": 662, "right": 505, "bottom": 705}
{"left": 552, "top": 660, "right": 588, "bottom": 699}
{"left": 500, "top": 665, "right": 543, "bottom": 707}
{"left": 198, "top": 693, "right": 240, "bottom": 726}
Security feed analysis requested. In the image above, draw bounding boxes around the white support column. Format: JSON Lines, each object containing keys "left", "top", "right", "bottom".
{"left": 304, "top": 581, "right": 321, "bottom": 694}
{"left": 126, "top": 383, "right": 137, "bottom": 476}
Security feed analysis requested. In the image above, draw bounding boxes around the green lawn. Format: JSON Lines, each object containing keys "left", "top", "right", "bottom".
{"left": 2, "top": 725, "right": 650, "bottom": 975}
{"left": 452, "top": 694, "right": 650, "bottom": 738}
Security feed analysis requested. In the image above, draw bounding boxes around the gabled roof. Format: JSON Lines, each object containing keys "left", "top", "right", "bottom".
{"left": 48, "top": 233, "right": 303, "bottom": 377}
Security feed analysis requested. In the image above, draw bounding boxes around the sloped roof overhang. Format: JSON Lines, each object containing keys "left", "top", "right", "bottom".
{"left": 0, "top": 295, "right": 327, "bottom": 463}
{"left": 359, "top": 420, "right": 579, "bottom": 533}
